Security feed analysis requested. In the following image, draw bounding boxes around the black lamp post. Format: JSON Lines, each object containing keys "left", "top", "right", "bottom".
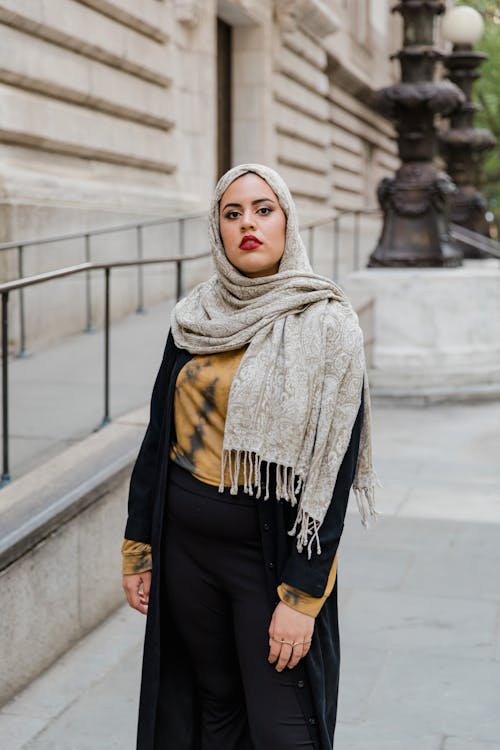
{"left": 439, "top": 5, "right": 496, "bottom": 257}
{"left": 368, "top": 0, "right": 465, "bottom": 268}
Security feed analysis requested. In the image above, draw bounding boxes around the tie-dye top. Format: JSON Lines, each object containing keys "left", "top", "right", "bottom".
{"left": 169, "top": 347, "right": 247, "bottom": 487}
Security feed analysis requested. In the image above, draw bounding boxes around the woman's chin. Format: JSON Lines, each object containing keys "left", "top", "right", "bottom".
{"left": 232, "top": 260, "right": 280, "bottom": 278}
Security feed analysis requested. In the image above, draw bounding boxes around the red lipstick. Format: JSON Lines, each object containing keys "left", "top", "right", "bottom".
{"left": 239, "top": 235, "right": 262, "bottom": 250}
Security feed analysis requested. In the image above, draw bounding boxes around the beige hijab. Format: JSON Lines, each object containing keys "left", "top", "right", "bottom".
{"left": 171, "top": 164, "right": 377, "bottom": 556}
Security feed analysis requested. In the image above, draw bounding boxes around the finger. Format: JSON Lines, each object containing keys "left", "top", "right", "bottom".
{"left": 275, "top": 643, "right": 293, "bottom": 672}
{"left": 139, "top": 585, "right": 149, "bottom": 606}
{"left": 142, "top": 572, "right": 151, "bottom": 600}
{"left": 125, "top": 587, "right": 142, "bottom": 611}
{"left": 287, "top": 638, "right": 312, "bottom": 669}
{"left": 287, "top": 644, "right": 302, "bottom": 670}
{"left": 135, "top": 582, "right": 148, "bottom": 614}
{"left": 132, "top": 593, "right": 148, "bottom": 615}
{"left": 123, "top": 580, "right": 148, "bottom": 615}
{"left": 268, "top": 639, "right": 282, "bottom": 664}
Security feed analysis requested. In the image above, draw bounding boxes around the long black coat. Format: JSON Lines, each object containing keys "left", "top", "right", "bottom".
{"left": 125, "top": 331, "right": 362, "bottom": 750}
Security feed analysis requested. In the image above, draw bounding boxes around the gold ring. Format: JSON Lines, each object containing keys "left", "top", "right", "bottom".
{"left": 272, "top": 637, "right": 312, "bottom": 648}
{"left": 272, "top": 636, "right": 294, "bottom": 647}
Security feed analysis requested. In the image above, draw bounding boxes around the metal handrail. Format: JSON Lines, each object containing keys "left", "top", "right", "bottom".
{"left": 0, "top": 251, "right": 210, "bottom": 486}
{"left": 450, "top": 223, "right": 500, "bottom": 260}
{"left": 301, "top": 207, "right": 381, "bottom": 275}
{"left": 0, "top": 210, "right": 206, "bottom": 356}
{"left": 0, "top": 212, "right": 206, "bottom": 253}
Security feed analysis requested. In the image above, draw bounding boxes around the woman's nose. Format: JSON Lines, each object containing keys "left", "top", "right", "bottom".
{"left": 241, "top": 211, "right": 255, "bottom": 230}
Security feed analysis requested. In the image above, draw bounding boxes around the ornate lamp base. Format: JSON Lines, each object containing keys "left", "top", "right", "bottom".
{"left": 369, "top": 163, "right": 462, "bottom": 267}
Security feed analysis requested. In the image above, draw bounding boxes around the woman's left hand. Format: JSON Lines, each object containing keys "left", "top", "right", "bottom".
{"left": 268, "top": 602, "right": 314, "bottom": 672}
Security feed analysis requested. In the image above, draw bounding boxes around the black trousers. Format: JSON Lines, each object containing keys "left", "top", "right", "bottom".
{"left": 163, "top": 461, "right": 317, "bottom": 750}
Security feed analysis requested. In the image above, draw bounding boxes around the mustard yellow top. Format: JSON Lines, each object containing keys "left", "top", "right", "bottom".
{"left": 169, "top": 348, "right": 247, "bottom": 487}
{"left": 121, "top": 539, "right": 152, "bottom": 576}
{"left": 122, "top": 348, "right": 338, "bottom": 617}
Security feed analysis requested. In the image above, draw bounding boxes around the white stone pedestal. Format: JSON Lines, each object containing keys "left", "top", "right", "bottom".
{"left": 344, "top": 265, "right": 500, "bottom": 402}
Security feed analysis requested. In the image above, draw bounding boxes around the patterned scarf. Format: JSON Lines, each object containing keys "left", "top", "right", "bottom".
{"left": 171, "top": 164, "right": 377, "bottom": 556}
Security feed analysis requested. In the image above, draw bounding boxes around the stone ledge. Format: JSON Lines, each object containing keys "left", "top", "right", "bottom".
{"left": 0, "top": 408, "right": 147, "bottom": 572}
{"left": 76, "top": 0, "right": 168, "bottom": 43}
{"left": 275, "top": 0, "right": 341, "bottom": 40}
{"left": 372, "top": 381, "right": 500, "bottom": 406}
{"left": 0, "top": 128, "right": 176, "bottom": 175}
{"left": 0, "top": 68, "right": 174, "bottom": 132}
{"left": 0, "top": 406, "right": 148, "bottom": 705}
{"left": 344, "top": 267, "right": 500, "bottom": 403}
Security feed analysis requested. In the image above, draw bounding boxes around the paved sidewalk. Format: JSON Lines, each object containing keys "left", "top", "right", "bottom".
{"left": 1, "top": 300, "right": 500, "bottom": 749}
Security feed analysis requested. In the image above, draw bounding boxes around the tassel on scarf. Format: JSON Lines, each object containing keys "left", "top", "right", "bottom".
{"left": 288, "top": 506, "right": 322, "bottom": 559}
{"left": 353, "top": 471, "right": 382, "bottom": 527}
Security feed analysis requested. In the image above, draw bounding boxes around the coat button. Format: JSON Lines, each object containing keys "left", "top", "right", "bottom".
{"left": 268, "top": 562, "right": 275, "bottom": 569}
{"left": 263, "top": 522, "right": 271, "bottom": 531}
{"left": 308, "top": 717, "right": 316, "bottom": 726}
{"left": 297, "top": 680, "right": 305, "bottom": 688}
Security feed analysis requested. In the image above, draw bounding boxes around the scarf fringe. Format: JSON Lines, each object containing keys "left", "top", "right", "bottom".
{"left": 221, "top": 449, "right": 300, "bottom": 504}
{"left": 220, "top": 451, "right": 380, "bottom": 551}
{"left": 353, "top": 470, "right": 382, "bottom": 527}
{"left": 221, "top": 449, "right": 323, "bottom": 557}
{"left": 288, "top": 506, "right": 322, "bottom": 559}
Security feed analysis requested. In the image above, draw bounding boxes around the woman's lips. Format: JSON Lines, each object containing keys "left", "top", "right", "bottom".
{"left": 239, "top": 236, "right": 262, "bottom": 251}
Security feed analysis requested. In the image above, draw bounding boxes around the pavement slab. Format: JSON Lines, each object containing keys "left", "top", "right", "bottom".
{"left": 443, "top": 739, "right": 500, "bottom": 750}
{"left": 334, "top": 723, "right": 443, "bottom": 750}
{"left": 340, "top": 588, "right": 498, "bottom": 661}
{"left": 336, "top": 645, "right": 388, "bottom": 725}
{"left": 0, "top": 607, "right": 144, "bottom": 750}
{"left": 360, "top": 651, "right": 500, "bottom": 744}
{"left": 22, "top": 652, "right": 141, "bottom": 750}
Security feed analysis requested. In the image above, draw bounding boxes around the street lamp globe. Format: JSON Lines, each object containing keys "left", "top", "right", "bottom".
{"left": 442, "top": 6, "right": 485, "bottom": 45}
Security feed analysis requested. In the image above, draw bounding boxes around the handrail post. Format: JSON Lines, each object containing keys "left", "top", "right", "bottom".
{"left": 177, "top": 218, "right": 185, "bottom": 297}
{"left": 17, "top": 245, "right": 29, "bottom": 358}
{"left": 333, "top": 217, "right": 340, "bottom": 281}
{"left": 136, "top": 225, "right": 145, "bottom": 314}
{"left": 1, "top": 291, "right": 11, "bottom": 485}
{"left": 84, "top": 234, "right": 94, "bottom": 332}
{"left": 353, "top": 211, "right": 360, "bottom": 271}
{"left": 98, "top": 267, "right": 111, "bottom": 429}
{"left": 176, "top": 260, "right": 183, "bottom": 301}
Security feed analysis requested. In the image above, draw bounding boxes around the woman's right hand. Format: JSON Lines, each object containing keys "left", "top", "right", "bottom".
{"left": 122, "top": 571, "right": 151, "bottom": 615}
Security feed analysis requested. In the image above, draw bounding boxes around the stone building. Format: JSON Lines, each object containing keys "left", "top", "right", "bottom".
{"left": 0, "top": 0, "right": 400, "bottom": 347}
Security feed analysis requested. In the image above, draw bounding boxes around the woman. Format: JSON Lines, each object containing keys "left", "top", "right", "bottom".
{"left": 122, "top": 164, "right": 377, "bottom": 750}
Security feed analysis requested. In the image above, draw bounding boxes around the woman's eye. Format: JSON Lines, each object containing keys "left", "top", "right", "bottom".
{"left": 225, "top": 211, "right": 240, "bottom": 220}
{"left": 258, "top": 206, "right": 272, "bottom": 215}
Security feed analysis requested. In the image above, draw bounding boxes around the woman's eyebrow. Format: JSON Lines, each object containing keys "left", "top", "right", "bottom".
{"left": 221, "top": 197, "right": 276, "bottom": 211}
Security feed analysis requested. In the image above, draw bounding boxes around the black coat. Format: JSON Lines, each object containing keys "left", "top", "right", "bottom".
{"left": 125, "top": 331, "right": 363, "bottom": 750}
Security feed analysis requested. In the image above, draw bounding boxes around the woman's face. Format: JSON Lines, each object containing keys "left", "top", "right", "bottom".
{"left": 219, "top": 173, "right": 286, "bottom": 278}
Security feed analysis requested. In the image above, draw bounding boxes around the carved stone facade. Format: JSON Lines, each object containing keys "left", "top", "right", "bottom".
{"left": 0, "top": 0, "right": 400, "bottom": 345}
{"left": 0, "top": 0, "right": 401, "bottom": 225}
